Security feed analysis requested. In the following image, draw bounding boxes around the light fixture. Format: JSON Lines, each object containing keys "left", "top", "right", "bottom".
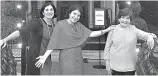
{"left": 17, "top": 23, "right": 22, "bottom": 28}
{"left": 22, "top": 20, "right": 25, "bottom": 23}
{"left": 17, "top": 43, "right": 22, "bottom": 48}
{"left": 16, "top": 4, "right": 22, "bottom": 9}
{"left": 136, "top": 48, "right": 140, "bottom": 53}
{"left": 126, "top": 1, "right": 131, "bottom": 5}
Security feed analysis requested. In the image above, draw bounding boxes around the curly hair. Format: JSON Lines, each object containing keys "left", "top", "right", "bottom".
{"left": 65, "top": 4, "right": 83, "bottom": 18}
{"left": 40, "top": 2, "right": 57, "bottom": 18}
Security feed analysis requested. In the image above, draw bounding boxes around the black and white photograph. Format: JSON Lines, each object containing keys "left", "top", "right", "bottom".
{"left": 0, "top": 0, "right": 158, "bottom": 75}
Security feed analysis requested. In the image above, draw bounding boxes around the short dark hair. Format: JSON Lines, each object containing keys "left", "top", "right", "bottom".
{"left": 118, "top": 8, "right": 132, "bottom": 19}
{"left": 40, "top": 2, "right": 57, "bottom": 18}
{"left": 65, "top": 4, "right": 83, "bottom": 18}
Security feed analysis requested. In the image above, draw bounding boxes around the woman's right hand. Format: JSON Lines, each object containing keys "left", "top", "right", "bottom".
{"left": 0, "top": 39, "right": 7, "bottom": 49}
{"left": 106, "top": 60, "right": 112, "bottom": 75}
{"left": 106, "top": 65, "right": 112, "bottom": 75}
{"left": 35, "top": 55, "right": 47, "bottom": 68}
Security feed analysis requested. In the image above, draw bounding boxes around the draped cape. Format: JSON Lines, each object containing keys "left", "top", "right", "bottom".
{"left": 47, "top": 20, "right": 91, "bottom": 50}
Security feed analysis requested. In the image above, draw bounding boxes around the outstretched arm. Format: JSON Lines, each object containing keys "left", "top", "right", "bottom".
{"left": 136, "top": 27, "right": 155, "bottom": 49}
{"left": 2, "top": 30, "right": 20, "bottom": 42}
{"left": 89, "top": 25, "right": 115, "bottom": 37}
{"left": 0, "top": 30, "right": 20, "bottom": 49}
{"left": 1, "top": 19, "right": 40, "bottom": 49}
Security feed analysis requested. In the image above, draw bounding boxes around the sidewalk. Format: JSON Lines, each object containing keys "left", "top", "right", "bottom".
{"left": 51, "top": 61, "right": 108, "bottom": 75}
{"left": 13, "top": 44, "right": 141, "bottom": 75}
{"left": 16, "top": 59, "right": 108, "bottom": 75}
{"left": 14, "top": 49, "right": 108, "bottom": 75}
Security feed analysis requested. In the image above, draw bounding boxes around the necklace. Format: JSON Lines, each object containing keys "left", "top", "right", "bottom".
{"left": 66, "top": 19, "right": 78, "bottom": 32}
{"left": 43, "top": 18, "right": 53, "bottom": 36}
{"left": 43, "top": 18, "right": 53, "bottom": 25}
{"left": 47, "top": 24, "right": 51, "bottom": 37}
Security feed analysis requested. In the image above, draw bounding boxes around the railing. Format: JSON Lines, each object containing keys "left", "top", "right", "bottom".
{"left": 11, "top": 43, "right": 141, "bottom": 62}
{"left": 11, "top": 44, "right": 21, "bottom": 61}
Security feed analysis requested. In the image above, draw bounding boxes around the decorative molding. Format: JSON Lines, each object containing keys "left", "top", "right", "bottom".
{"left": 62, "top": 1, "right": 69, "bottom": 4}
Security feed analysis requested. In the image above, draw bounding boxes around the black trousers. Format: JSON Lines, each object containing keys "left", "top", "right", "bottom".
{"left": 112, "top": 69, "right": 135, "bottom": 75}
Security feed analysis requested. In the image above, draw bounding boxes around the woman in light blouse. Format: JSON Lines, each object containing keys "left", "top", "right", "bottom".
{"left": 104, "top": 8, "right": 156, "bottom": 75}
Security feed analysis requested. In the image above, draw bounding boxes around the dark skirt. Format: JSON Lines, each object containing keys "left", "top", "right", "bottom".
{"left": 26, "top": 51, "right": 40, "bottom": 75}
{"left": 59, "top": 46, "right": 84, "bottom": 75}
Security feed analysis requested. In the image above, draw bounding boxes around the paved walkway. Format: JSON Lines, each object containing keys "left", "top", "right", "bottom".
{"left": 16, "top": 60, "right": 108, "bottom": 75}
{"left": 14, "top": 49, "right": 108, "bottom": 75}
{"left": 13, "top": 44, "right": 141, "bottom": 75}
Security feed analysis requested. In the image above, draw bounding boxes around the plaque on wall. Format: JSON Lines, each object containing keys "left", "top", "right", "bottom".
{"left": 95, "top": 10, "right": 105, "bottom": 25}
{"left": 94, "top": 8, "right": 107, "bottom": 29}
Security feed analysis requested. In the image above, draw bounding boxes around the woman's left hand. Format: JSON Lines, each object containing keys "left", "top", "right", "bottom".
{"left": 147, "top": 35, "right": 155, "bottom": 49}
{"left": 105, "top": 60, "right": 112, "bottom": 75}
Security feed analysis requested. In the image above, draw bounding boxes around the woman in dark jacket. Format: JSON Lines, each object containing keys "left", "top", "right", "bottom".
{"left": 0, "top": 2, "right": 57, "bottom": 75}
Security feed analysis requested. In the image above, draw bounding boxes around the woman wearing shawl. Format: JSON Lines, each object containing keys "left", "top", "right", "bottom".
{"left": 35, "top": 4, "right": 115, "bottom": 75}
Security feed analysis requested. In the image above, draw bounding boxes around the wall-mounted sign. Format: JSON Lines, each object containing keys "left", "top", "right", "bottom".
{"left": 94, "top": 8, "right": 105, "bottom": 26}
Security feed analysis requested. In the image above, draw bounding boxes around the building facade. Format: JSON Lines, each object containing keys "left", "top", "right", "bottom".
{"left": 26, "top": 1, "right": 116, "bottom": 29}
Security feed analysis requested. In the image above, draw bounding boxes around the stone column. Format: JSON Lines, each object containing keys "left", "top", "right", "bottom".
{"left": 37, "top": 1, "right": 44, "bottom": 10}
{"left": 26, "top": 0, "right": 32, "bottom": 22}
{"left": 88, "top": 1, "right": 94, "bottom": 28}
{"left": 100, "top": 1, "right": 116, "bottom": 23}
{"left": 0, "top": 1, "right": 1, "bottom": 40}
{"left": 112, "top": 1, "right": 116, "bottom": 21}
